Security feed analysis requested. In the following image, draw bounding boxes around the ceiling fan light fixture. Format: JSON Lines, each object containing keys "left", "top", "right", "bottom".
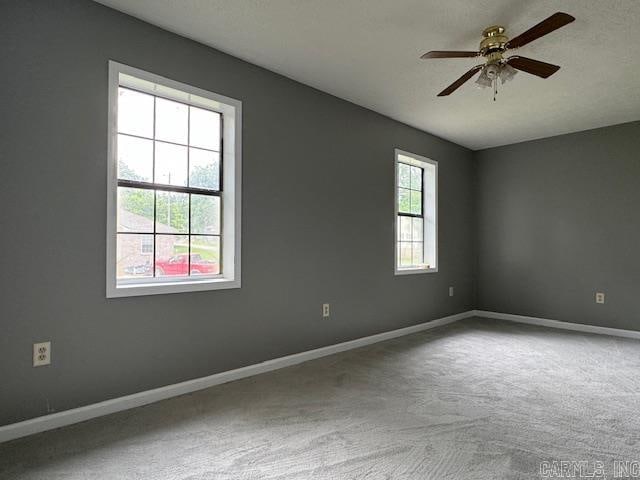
{"left": 475, "top": 69, "right": 493, "bottom": 89}
{"left": 499, "top": 63, "right": 518, "bottom": 84}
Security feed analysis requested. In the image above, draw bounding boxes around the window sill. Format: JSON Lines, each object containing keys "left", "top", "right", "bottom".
{"left": 395, "top": 266, "right": 438, "bottom": 276}
{"left": 107, "top": 276, "right": 240, "bottom": 298}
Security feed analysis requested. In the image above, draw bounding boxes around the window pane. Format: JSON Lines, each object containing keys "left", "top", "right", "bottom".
{"left": 191, "top": 195, "right": 220, "bottom": 234}
{"left": 117, "top": 135, "right": 153, "bottom": 182}
{"left": 117, "top": 88, "right": 153, "bottom": 138}
{"left": 412, "top": 242, "right": 424, "bottom": 265}
{"left": 155, "top": 235, "right": 189, "bottom": 276}
{"left": 398, "top": 188, "right": 410, "bottom": 214}
{"left": 412, "top": 217, "right": 423, "bottom": 241}
{"left": 155, "top": 97, "right": 188, "bottom": 144}
{"left": 117, "top": 187, "right": 154, "bottom": 233}
{"left": 410, "top": 190, "right": 422, "bottom": 215}
{"left": 399, "top": 216, "right": 412, "bottom": 241}
{"left": 189, "top": 106, "right": 220, "bottom": 151}
{"left": 190, "top": 236, "right": 220, "bottom": 275}
{"left": 155, "top": 191, "right": 189, "bottom": 233}
{"left": 189, "top": 148, "right": 220, "bottom": 190}
{"left": 398, "top": 163, "right": 411, "bottom": 188}
{"left": 399, "top": 242, "right": 412, "bottom": 267}
{"left": 411, "top": 166, "right": 422, "bottom": 191}
{"left": 117, "top": 234, "right": 153, "bottom": 279}
{"left": 155, "top": 141, "right": 188, "bottom": 186}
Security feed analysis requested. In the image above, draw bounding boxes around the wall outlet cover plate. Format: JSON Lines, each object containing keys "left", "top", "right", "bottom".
{"left": 33, "top": 341, "right": 51, "bottom": 367}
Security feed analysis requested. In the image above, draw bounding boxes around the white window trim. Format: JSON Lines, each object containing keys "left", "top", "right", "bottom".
{"left": 106, "top": 61, "right": 242, "bottom": 297}
{"left": 394, "top": 148, "right": 438, "bottom": 275}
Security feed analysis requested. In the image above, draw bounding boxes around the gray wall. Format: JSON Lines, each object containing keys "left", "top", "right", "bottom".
{"left": 476, "top": 121, "right": 640, "bottom": 330}
{"left": 0, "top": 0, "right": 475, "bottom": 425}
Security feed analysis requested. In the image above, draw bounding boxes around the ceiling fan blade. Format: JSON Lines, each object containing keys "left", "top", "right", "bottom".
{"left": 437, "top": 65, "right": 483, "bottom": 96}
{"left": 506, "top": 12, "right": 575, "bottom": 49}
{"left": 507, "top": 56, "right": 560, "bottom": 78}
{"left": 421, "top": 51, "right": 479, "bottom": 59}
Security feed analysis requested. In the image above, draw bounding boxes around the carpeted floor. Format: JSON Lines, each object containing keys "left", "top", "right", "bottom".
{"left": 2, "top": 317, "right": 640, "bottom": 479}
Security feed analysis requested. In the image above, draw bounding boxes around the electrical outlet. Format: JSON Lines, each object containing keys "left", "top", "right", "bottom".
{"left": 322, "top": 303, "right": 330, "bottom": 318}
{"left": 33, "top": 341, "right": 51, "bottom": 367}
{"left": 595, "top": 292, "right": 605, "bottom": 304}
{"left": 449, "top": 286, "right": 454, "bottom": 297}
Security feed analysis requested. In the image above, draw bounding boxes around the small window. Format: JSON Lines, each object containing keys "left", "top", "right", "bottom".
{"left": 394, "top": 149, "right": 437, "bottom": 274}
{"left": 107, "top": 62, "right": 242, "bottom": 297}
{"left": 140, "top": 236, "right": 153, "bottom": 254}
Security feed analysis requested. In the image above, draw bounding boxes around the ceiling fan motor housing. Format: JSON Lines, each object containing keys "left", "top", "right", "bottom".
{"left": 479, "top": 26, "right": 509, "bottom": 56}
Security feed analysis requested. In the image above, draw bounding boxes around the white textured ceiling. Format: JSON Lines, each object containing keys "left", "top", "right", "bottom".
{"left": 95, "top": 0, "right": 640, "bottom": 150}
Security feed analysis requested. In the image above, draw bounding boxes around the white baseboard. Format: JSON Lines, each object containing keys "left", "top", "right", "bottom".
{"left": 475, "top": 310, "right": 640, "bottom": 340}
{"left": 0, "top": 310, "right": 474, "bottom": 444}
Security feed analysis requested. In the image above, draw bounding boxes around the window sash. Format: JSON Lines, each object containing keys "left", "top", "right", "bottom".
{"left": 118, "top": 86, "right": 224, "bottom": 192}
{"left": 397, "top": 214, "right": 425, "bottom": 266}
{"left": 397, "top": 162, "right": 424, "bottom": 267}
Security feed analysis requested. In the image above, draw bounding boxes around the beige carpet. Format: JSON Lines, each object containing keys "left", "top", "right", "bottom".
{"left": 2, "top": 317, "right": 640, "bottom": 479}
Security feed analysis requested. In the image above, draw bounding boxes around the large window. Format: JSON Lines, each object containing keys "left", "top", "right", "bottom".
{"left": 394, "top": 149, "right": 437, "bottom": 274}
{"left": 107, "top": 62, "right": 241, "bottom": 297}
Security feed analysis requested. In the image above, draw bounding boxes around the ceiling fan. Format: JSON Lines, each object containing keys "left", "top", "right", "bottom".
{"left": 421, "top": 12, "right": 575, "bottom": 98}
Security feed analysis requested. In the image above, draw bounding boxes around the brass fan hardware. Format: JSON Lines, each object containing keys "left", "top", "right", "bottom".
{"left": 479, "top": 26, "right": 508, "bottom": 56}
{"left": 420, "top": 12, "right": 575, "bottom": 99}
